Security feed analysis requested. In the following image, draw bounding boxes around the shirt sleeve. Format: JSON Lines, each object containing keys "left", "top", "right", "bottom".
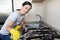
{"left": 9, "top": 12, "right": 18, "bottom": 22}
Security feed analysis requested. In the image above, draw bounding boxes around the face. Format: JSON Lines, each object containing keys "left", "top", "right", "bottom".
{"left": 21, "top": 5, "right": 32, "bottom": 15}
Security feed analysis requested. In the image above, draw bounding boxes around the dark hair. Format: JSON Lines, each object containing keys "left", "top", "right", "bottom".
{"left": 22, "top": 1, "right": 32, "bottom": 8}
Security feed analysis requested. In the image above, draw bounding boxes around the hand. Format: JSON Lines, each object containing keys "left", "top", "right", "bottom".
{"left": 10, "top": 29, "right": 21, "bottom": 40}
{"left": 14, "top": 25, "right": 22, "bottom": 31}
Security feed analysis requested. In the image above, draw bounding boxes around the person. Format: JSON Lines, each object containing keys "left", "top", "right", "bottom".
{"left": 0, "top": 1, "right": 32, "bottom": 40}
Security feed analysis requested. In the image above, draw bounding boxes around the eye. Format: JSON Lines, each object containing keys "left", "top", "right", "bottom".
{"left": 25, "top": 7, "right": 28, "bottom": 9}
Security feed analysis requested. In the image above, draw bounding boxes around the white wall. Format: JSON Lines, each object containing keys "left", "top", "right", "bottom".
{"left": 0, "top": 0, "right": 12, "bottom": 14}
{"left": 14, "top": 0, "right": 46, "bottom": 22}
{"left": 25, "top": 3, "right": 46, "bottom": 22}
{"left": 14, "top": 0, "right": 44, "bottom": 21}
{"left": 14, "top": 0, "right": 32, "bottom": 11}
{"left": 43, "top": 0, "right": 60, "bottom": 31}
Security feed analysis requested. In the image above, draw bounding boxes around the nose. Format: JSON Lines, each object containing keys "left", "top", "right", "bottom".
{"left": 26, "top": 9, "right": 29, "bottom": 12}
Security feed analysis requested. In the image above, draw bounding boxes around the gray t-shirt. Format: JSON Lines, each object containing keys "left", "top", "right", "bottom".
{"left": 0, "top": 11, "right": 24, "bottom": 35}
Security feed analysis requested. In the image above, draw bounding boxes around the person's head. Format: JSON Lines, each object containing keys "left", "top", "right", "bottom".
{"left": 19, "top": 1, "right": 32, "bottom": 15}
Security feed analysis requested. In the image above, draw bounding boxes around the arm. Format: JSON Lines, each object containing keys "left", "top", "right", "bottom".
{"left": 6, "top": 13, "right": 20, "bottom": 40}
{"left": 6, "top": 20, "right": 14, "bottom": 32}
{"left": 20, "top": 18, "right": 26, "bottom": 27}
{"left": 6, "top": 20, "right": 20, "bottom": 40}
{"left": 14, "top": 18, "right": 26, "bottom": 30}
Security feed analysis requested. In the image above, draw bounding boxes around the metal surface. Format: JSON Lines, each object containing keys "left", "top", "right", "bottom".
{"left": 20, "top": 22, "right": 60, "bottom": 40}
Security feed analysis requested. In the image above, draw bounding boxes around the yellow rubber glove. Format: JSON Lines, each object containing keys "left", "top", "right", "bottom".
{"left": 10, "top": 29, "right": 21, "bottom": 40}
{"left": 14, "top": 25, "right": 22, "bottom": 31}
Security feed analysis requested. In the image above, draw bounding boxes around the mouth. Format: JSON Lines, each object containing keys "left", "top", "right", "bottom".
{"left": 20, "top": 13, "right": 25, "bottom": 16}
